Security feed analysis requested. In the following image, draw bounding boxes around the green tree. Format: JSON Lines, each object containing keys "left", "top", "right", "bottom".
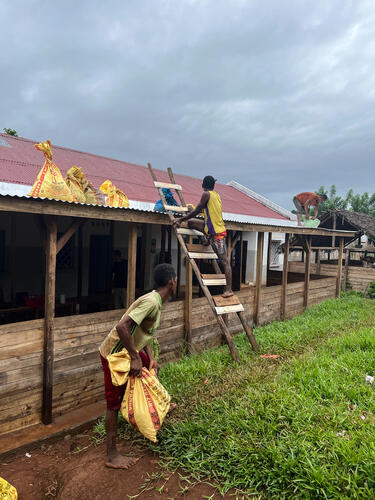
{"left": 315, "top": 185, "right": 350, "bottom": 216}
{"left": 3, "top": 128, "right": 18, "bottom": 136}
{"left": 347, "top": 191, "right": 375, "bottom": 217}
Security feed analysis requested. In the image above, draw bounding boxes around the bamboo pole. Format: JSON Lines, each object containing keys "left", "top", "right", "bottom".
{"left": 254, "top": 232, "right": 264, "bottom": 325}
{"left": 336, "top": 237, "right": 344, "bottom": 297}
{"left": 280, "top": 233, "right": 289, "bottom": 321}
{"left": 126, "top": 223, "right": 137, "bottom": 308}
{"left": 303, "top": 236, "right": 311, "bottom": 309}
{"left": 42, "top": 217, "right": 57, "bottom": 425}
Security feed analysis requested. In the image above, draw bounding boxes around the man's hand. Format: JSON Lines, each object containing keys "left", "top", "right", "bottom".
{"left": 148, "top": 357, "right": 159, "bottom": 374}
{"left": 129, "top": 354, "right": 143, "bottom": 377}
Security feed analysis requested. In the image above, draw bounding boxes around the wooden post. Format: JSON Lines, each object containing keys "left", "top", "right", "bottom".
{"left": 185, "top": 236, "right": 192, "bottom": 353}
{"left": 266, "top": 232, "right": 272, "bottom": 285}
{"left": 336, "top": 237, "right": 344, "bottom": 297}
{"left": 42, "top": 217, "right": 57, "bottom": 425}
{"left": 332, "top": 212, "right": 337, "bottom": 248}
{"left": 316, "top": 249, "right": 321, "bottom": 275}
{"left": 280, "top": 233, "right": 289, "bottom": 321}
{"left": 77, "top": 226, "right": 83, "bottom": 306}
{"left": 160, "top": 225, "right": 166, "bottom": 263}
{"left": 343, "top": 249, "right": 349, "bottom": 291}
{"left": 167, "top": 226, "right": 172, "bottom": 264}
{"left": 239, "top": 231, "right": 244, "bottom": 285}
{"left": 303, "top": 236, "right": 311, "bottom": 309}
{"left": 254, "top": 232, "right": 264, "bottom": 325}
{"left": 10, "top": 214, "right": 16, "bottom": 306}
{"left": 177, "top": 239, "right": 181, "bottom": 298}
{"left": 126, "top": 223, "right": 137, "bottom": 308}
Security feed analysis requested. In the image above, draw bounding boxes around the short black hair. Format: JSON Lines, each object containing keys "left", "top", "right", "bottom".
{"left": 320, "top": 194, "right": 328, "bottom": 201}
{"left": 154, "top": 263, "right": 176, "bottom": 287}
{"left": 202, "top": 175, "right": 216, "bottom": 190}
{"left": 114, "top": 250, "right": 121, "bottom": 257}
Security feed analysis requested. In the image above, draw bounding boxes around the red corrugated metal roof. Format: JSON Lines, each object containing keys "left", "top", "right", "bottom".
{"left": 0, "top": 133, "right": 288, "bottom": 220}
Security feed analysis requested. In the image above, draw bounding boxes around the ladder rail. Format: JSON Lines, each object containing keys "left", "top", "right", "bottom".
{"left": 147, "top": 162, "right": 259, "bottom": 360}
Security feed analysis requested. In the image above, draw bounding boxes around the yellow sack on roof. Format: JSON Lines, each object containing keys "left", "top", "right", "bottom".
{"left": 65, "top": 166, "right": 86, "bottom": 203}
{"left": 29, "top": 140, "right": 74, "bottom": 202}
{"left": 0, "top": 477, "right": 17, "bottom": 500}
{"left": 107, "top": 350, "right": 171, "bottom": 442}
{"left": 100, "top": 180, "right": 129, "bottom": 208}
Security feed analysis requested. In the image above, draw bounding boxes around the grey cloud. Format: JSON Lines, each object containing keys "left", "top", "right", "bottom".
{"left": 1, "top": 0, "right": 375, "bottom": 210}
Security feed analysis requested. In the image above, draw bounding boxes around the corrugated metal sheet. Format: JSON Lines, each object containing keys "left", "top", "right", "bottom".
{"left": 0, "top": 133, "right": 291, "bottom": 221}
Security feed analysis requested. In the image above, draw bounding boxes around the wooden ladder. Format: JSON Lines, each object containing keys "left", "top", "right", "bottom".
{"left": 148, "top": 163, "right": 258, "bottom": 362}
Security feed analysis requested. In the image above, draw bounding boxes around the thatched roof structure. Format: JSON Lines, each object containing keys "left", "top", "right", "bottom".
{"left": 319, "top": 209, "right": 375, "bottom": 241}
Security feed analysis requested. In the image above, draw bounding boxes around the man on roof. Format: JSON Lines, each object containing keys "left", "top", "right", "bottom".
{"left": 173, "top": 175, "right": 233, "bottom": 298}
{"left": 293, "top": 192, "right": 327, "bottom": 226}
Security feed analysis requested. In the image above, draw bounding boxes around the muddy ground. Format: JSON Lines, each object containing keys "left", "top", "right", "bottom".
{"left": 1, "top": 428, "right": 235, "bottom": 499}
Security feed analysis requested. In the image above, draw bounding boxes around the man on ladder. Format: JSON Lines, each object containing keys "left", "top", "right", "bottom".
{"left": 173, "top": 175, "right": 233, "bottom": 298}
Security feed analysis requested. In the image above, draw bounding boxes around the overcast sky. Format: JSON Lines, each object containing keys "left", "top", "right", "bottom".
{"left": 1, "top": 0, "right": 375, "bottom": 209}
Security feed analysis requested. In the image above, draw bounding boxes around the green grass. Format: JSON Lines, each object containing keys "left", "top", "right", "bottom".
{"left": 95, "top": 293, "right": 375, "bottom": 499}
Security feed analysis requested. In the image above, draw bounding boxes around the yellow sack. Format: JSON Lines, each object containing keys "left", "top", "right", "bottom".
{"left": 107, "top": 350, "right": 171, "bottom": 442}
{"left": 29, "top": 140, "right": 74, "bottom": 202}
{"left": 83, "top": 179, "right": 105, "bottom": 205}
{"left": 65, "top": 166, "right": 86, "bottom": 203}
{"left": 0, "top": 477, "right": 17, "bottom": 500}
{"left": 100, "top": 180, "right": 129, "bottom": 208}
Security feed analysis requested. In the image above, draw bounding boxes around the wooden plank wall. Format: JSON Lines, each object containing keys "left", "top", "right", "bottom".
{"left": 289, "top": 262, "right": 375, "bottom": 292}
{"left": 0, "top": 276, "right": 337, "bottom": 437}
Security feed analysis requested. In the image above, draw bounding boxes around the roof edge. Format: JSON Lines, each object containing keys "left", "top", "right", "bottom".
{"left": 227, "top": 180, "right": 296, "bottom": 221}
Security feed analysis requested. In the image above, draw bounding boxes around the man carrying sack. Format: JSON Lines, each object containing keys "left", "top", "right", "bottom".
{"left": 99, "top": 263, "right": 177, "bottom": 469}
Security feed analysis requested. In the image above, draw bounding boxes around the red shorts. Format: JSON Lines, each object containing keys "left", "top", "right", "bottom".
{"left": 100, "top": 350, "right": 149, "bottom": 411}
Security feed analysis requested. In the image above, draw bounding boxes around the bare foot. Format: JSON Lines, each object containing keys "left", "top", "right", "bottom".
{"left": 105, "top": 454, "right": 139, "bottom": 470}
{"left": 168, "top": 403, "right": 177, "bottom": 414}
{"left": 222, "top": 291, "right": 234, "bottom": 298}
{"left": 200, "top": 235, "right": 210, "bottom": 246}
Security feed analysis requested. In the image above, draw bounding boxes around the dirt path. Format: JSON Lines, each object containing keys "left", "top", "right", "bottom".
{"left": 1, "top": 429, "right": 232, "bottom": 499}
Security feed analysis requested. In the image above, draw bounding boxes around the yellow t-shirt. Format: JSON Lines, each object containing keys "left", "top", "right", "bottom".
{"left": 99, "top": 290, "right": 162, "bottom": 358}
{"left": 204, "top": 190, "right": 226, "bottom": 235}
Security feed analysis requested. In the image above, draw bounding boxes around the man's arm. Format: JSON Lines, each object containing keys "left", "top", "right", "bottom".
{"left": 173, "top": 191, "right": 210, "bottom": 227}
{"left": 115, "top": 316, "right": 143, "bottom": 377}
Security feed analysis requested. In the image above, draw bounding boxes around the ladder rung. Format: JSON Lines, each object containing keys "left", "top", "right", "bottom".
{"left": 188, "top": 252, "right": 217, "bottom": 259}
{"left": 186, "top": 243, "right": 214, "bottom": 253}
{"left": 177, "top": 228, "right": 204, "bottom": 236}
{"left": 201, "top": 273, "right": 226, "bottom": 286}
{"left": 202, "top": 278, "right": 226, "bottom": 286}
{"left": 154, "top": 181, "right": 182, "bottom": 191}
{"left": 164, "top": 205, "right": 188, "bottom": 212}
{"left": 215, "top": 304, "right": 244, "bottom": 315}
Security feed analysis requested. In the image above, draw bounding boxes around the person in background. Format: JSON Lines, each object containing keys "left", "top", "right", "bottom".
{"left": 173, "top": 175, "right": 233, "bottom": 297}
{"left": 293, "top": 192, "right": 327, "bottom": 226}
{"left": 99, "top": 263, "right": 177, "bottom": 469}
{"left": 112, "top": 250, "right": 127, "bottom": 308}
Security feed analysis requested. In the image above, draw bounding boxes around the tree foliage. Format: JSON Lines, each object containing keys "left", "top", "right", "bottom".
{"left": 3, "top": 128, "right": 18, "bottom": 136}
{"left": 315, "top": 185, "right": 375, "bottom": 217}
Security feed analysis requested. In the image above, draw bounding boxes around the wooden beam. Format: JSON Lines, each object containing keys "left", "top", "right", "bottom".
{"left": 42, "top": 217, "right": 57, "bottom": 425}
{"left": 343, "top": 247, "right": 350, "bottom": 291}
{"left": 160, "top": 225, "right": 166, "bottom": 263}
{"left": 0, "top": 195, "right": 357, "bottom": 237}
{"left": 238, "top": 311, "right": 258, "bottom": 351}
{"left": 336, "top": 237, "right": 344, "bottom": 297}
{"left": 303, "top": 236, "right": 311, "bottom": 309}
{"left": 332, "top": 212, "right": 337, "bottom": 248}
{"left": 185, "top": 236, "right": 193, "bottom": 353}
{"left": 280, "top": 233, "right": 289, "bottom": 321}
{"left": 167, "top": 226, "right": 172, "bottom": 264}
{"left": 126, "top": 223, "right": 137, "bottom": 308}
{"left": 56, "top": 219, "right": 83, "bottom": 254}
{"left": 239, "top": 231, "right": 244, "bottom": 285}
{"left": 176, "top": 238, "right": 181, "bottom": 298}
{"left": 254, "top": 232, "right": 264, "bottom": 325}
{"left": 77, "top": 226, "right": 83, "bottom": 305}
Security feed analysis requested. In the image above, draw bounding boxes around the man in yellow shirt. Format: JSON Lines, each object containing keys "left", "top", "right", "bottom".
{"left": 174, "top": 175, "right": 233, "bottom": 297}
{"left": 99, "top": 263, "right": 177, "bottom": 469}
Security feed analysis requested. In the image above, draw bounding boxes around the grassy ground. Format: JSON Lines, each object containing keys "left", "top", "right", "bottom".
{"left": 95, "top": 293, "right": 375, "bottom": 499}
